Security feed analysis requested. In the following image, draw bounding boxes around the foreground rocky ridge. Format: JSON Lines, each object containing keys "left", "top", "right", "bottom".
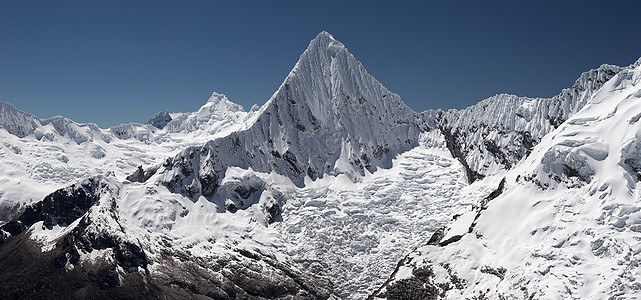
{"left": 0, "top": 174, "right": 332, "bottom": 299}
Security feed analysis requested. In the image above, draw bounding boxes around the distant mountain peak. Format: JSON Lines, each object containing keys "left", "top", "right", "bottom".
{"left": 202, "top": 92, "right": 244, "bottom": 113}
{"left": 146, "top": 110, "right": 172, "bottom": 129}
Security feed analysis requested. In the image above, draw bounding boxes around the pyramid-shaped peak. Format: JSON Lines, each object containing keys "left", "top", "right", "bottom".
{"left": 301, "top": 31, "right": 346, "bottom": 59}
{"left": 273, "top": 31, "right": 411, "bottom": 117}
{"left": 313, "top": 30, "right": 338, "bottom": 43}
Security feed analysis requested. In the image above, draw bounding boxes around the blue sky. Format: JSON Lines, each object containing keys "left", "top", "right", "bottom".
{"left": 2, "top": 0, "right": 640, "bottom": 127}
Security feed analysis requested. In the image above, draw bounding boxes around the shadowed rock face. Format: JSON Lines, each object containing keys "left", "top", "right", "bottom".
{"left": 0, "top": 176, "right": 156, "bottom": 299}
{"left": 0, "top": 230, "right": 333, "bottom": 299}
{"left": 0, "top": 177, "right": 103, "bottom": 244}
{"left": 146, "top": 110, "right": 172, "bottom": 129}
{"left": 0, "top": 231, "right": 161, "bottom": 300}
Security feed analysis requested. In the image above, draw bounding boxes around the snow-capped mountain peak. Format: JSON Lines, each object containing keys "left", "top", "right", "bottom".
{"left": 4, "top": 31, "right": 641, "bottom": 300}
{"left": 155, "top": 92, "right": 249, "bottom": 135}
{"left": 203, "top": 92, "right": 245, "bottom": 113}
{"left": 152, "top": 31, "right": 424, "bottom": 200}
{"left": 275, "top": 30, "right": 414, "bottom": 123}
{"left": 146, "top": 110, "right": 172, "bottom": 129}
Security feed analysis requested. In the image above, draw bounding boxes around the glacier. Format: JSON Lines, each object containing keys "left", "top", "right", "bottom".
{"left": 0, "top": 31, "right": 640, "bottom": 299}
{"left": 372, "top": 59, "right": 641, "bottom": 299}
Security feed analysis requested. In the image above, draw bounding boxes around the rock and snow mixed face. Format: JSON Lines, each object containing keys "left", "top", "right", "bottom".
{"left": 0, "top": 91, "right": 255, "bottom": 223}
{"left": 2, "top": 30, "right": 641, "bottom": 299}
{"left": 373, "top": 59, "right": 641, "bottom": 300}
{"left": 154, "top": 31, "right": 424, "bottom": 199}
{"left": 434, "top": 64, "right": 621, "bottom": 183}
{"left": 0, "top": 31, "right": 433, "bottom": 299}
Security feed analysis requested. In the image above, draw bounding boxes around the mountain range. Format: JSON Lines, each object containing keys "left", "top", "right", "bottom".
{"left": 1, "top": 31, "right": 640, "bottom": 299}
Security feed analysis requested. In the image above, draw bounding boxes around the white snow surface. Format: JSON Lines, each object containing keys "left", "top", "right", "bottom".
{"left": 435, "top": 63, "right": 622, "bottom": 179}
{"left": 0, "top": 92, "right": 254, "bottom": 221}
{"left": 0, "top": 32, "right": 453, "bottom": 298}
{"left": 382, "top": 60, "right": 641, "bottom": 299}
{"left": 274, "top": 131, "right": 468, "bottom": 299}
{"left": 3, "top": 31, "right": 641, "bottom": 299}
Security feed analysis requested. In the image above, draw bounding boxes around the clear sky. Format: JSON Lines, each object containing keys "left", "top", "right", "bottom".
{"left": 2, "top": 0, "right": 640, "bottom": 128}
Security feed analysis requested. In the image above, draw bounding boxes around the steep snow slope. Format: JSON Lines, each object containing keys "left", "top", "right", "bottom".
{"left": 433, "top": 64, "right": 622, "bottom": 182}
{"left": 373, "top": 59, "right": 641, "bottom": 299}
{"left": 151, "top": 31, "right": 424, "bottom": 199}
{"left": 3, "top": 30, "right": 639, "bottom": 299}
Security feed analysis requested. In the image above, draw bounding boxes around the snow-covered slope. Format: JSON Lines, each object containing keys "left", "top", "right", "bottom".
{"left": 373, "top": 58, "right": 641, "bottom": 299}
{"left": 0, "top": 92, "right": 254, "bottom": 222}
{"left": 152, "top": 31, "right": 424, "bottom": 197}
{"left": 2, "top": 30, "right": 640, "bottom": 299}
{"left": 110, "top": 92, "right": 254, "bottom": 143}
{"left": 0, "top": 173, "right": 332, "bottom": 299}
{"left": 0, "top": 31, "right": 431, "bottom": 299}
{"left": 432, "top": 64, "right": 622, "bottom": 182}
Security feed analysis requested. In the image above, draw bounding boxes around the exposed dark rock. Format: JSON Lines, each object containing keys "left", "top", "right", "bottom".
{"left": 480, "top": 266, "right": 507, "bottom": 280}
{"left": 382, "top": 266, "right": 440, "bottom": 300}
{"left": 151, "top": 248, "right": 333, "bottom": 300}
{"left": 439, "top": 125, "right": 483, "bottom": 183}
{"left": 563, "top": 164, "right": 585, "bottom": 181}
{"left": 0, "top": 230, "right": 161, "bottom": 300}
{"left": 484, "top": 139, "right": 511, "bottom": 169}
{"left": 484, "top": 178, "right": 506, "bottom": 203}
{"left": 439, "top": 235, "right": 463, "bottom": 247}
{"left": 519, "top": 131, "right": 535, "bottom": 151}
{"left": 234, "top": 185, "right": 260, "bottom": 199}
{"left": 307, "top": 166, "right": 317, "bottom": 179}
{"left": 200, "top": 173, "right": 217, "bottom": 196}
{"left": 426, "top": 227, "right": 446, "bottom": 246}
{"left": 624, "top": 157, "right": 641, "bottom": 181}
{"left": 283, "top": 150, "right": 303, "bottom": 174}
{"left": 226, "top": 203, "right": 238, "bottom": 213}
{"left": 467, "top": 178, "right": 506, "bottom": 233}
{"left": 146, "top": 110, "right": 172, "bottom": 129}
{"left": 126, "top": 165, "right": 158, "bottom": 183}
{"left": 373, "top": 145, "right": 390, "bottom": 159}
{"left": 0, "top": 178, "right": 104, "bottom": 237}
{"left": 267, "top": 203, "right": 281, "bottom": 224}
